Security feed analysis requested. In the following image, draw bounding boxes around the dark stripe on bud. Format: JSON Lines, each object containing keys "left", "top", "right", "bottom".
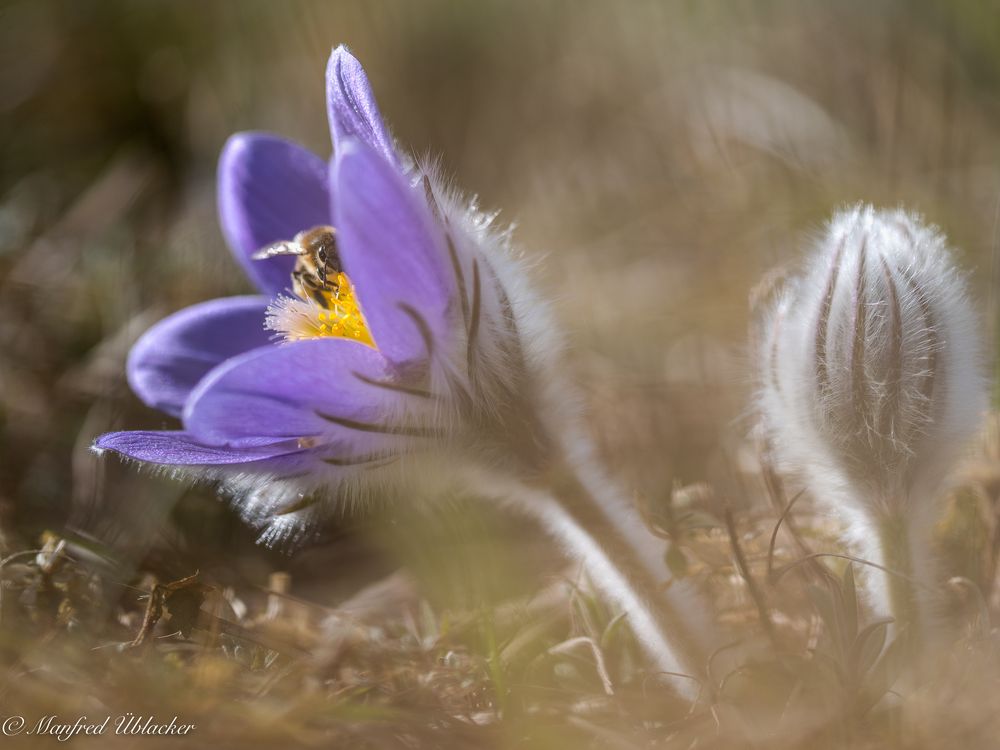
{"left": 814, "top": 236, "right": 846, "bottom": 394}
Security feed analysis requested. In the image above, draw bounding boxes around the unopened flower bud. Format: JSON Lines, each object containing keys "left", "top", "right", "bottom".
{"left": 761, "top": 205, "right": 985, "bottom": 513}
{"left": 759, "top": 205, "right": 987, "bottom": 635}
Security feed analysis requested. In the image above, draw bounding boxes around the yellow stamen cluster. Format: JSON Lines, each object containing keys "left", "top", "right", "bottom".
{"left": 312, "top": 273, "right": 373, "bottom": 343}
{"left": 265, "top": 272, "right": 374, "bottom": 347}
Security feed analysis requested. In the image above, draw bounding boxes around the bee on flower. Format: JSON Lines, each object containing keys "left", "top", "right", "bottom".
{"left": 96, "top": 47, "right": 559, "bottom": 543}
{"left": 95, "top": 46, "right": 721, "bottom": 693}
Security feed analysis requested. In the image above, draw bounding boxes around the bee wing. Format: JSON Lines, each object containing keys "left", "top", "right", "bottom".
{"left": 251, "top": 241, "right": 306, "bottom": 260}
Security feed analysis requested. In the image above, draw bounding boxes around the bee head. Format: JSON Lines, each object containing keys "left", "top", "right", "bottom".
{"left": 303, "top": 227, "right": 340, "bottom": 272}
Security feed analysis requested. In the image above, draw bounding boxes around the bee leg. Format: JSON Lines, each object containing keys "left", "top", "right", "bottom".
{"left": 292, "top": 269, "right": 313, "bottom": 302}
{"left": 311, "top": 288, "right": 329, "bottom": 307}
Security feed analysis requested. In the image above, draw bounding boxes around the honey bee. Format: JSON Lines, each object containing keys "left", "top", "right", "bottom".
{"left": 252, "top": 225, "right": 342, "bottom": 307}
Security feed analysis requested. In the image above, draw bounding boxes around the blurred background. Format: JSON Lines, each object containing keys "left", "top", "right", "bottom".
{"left": 1, "top": 1, "right": 999, "bottom": 747}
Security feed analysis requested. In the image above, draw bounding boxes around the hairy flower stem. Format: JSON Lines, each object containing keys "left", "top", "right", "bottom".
{"left": 875, "top": 511, "right": 923, "bottom": 651}
{"left": 471, "top": 454, "right": 717, "bottom": 700}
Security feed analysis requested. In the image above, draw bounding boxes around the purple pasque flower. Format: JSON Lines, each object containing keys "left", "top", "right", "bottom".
{"left": 95, "top": 46, "right": 556, "bottom": 546}
{"left": 94, "top": 47, "right": 727, "bottom": 689}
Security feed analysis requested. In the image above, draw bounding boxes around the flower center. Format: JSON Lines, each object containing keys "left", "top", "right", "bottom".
{"left": 265, "top": 270, "right": 374, "bottom": 346}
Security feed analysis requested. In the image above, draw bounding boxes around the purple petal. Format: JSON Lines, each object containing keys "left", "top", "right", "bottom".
{"left": 94, "top": 430, "right": 302, "bottom": 466}
{"left": 218, "top": 133, "right": 331, "bottom": 295}
{"left": 326, "top": 46, "right": 398, "bottom": 164}
{"left": 127, "top": 296, "right": 273, "bottom": 418}
{"left": 334, "top": 139, "right": 455, "bottom": 368}
{"left": 182, "top": 337, "right": 414, "bottom": 449}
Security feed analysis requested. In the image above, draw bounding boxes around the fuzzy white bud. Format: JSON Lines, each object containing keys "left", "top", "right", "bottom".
{"left": 759, "top": 205, "right": 987, "bottom": 632}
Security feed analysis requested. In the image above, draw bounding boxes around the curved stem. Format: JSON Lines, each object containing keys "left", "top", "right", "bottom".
{"left": 468, "top": 452, "right": 721, "bottom": 699}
